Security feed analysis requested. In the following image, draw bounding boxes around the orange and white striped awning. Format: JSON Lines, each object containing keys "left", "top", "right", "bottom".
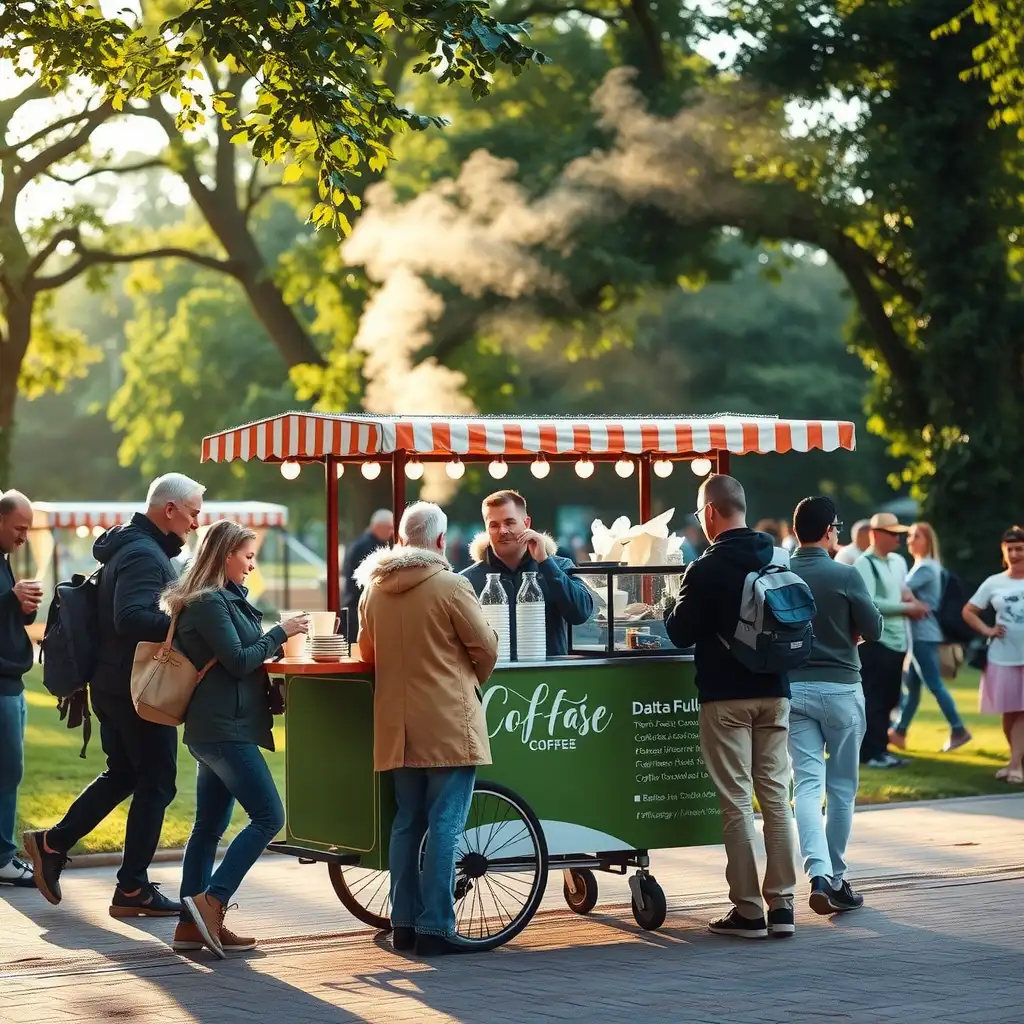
{"left": 32, "top": 501, "right": 289, "bottom": 530}
{"left": 201, "top": 413, "right": 856, "bottom": 462}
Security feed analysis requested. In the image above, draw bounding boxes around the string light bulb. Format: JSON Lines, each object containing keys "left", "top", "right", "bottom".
{"left": 405, "top": 460, "right": 424, "bottom": 480}
{"left": 690, "top": 457, "right": 713, "bottom": 477}
{"left": 76, "top": 525, "right": 90, "bottom": 539}
{"left": 488, "top": 459, "right": 509, "bottom": 480}
{"left": 335, "top": 463, "right": 344, "bottom": 478}
{"left": 361, "top": 462, "right": 382, "bottom": 480}
{"left": 615, "top": 458, "right": 635, "bottom": 478}
{"left": 653, "top": 459, "right": 674, "bottom": 478}
{"left": 574, "top": 458, "right": 595, "bottom": 479}
{"left": 280, "top": 461, "right": 301, "bottom": 481}
{"left": 445, "top": 459, "right": 466, "bottom": 480}
{"left": 530, "top": 457, "right": 550, "bottom": 479}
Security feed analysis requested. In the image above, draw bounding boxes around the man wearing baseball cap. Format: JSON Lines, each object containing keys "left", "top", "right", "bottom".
{"left": 854, "top": 514, "right": 927, "bottom": 768}
{"left": 835, "top": 520, "right": 871, "bottom": 566}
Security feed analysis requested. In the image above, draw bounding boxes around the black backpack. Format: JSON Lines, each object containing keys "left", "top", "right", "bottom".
{"left": 39, "top": 570, "right": 101, "bottom": 757}
{"left": 935, "top": 569, "right": 977, "bottom": 644}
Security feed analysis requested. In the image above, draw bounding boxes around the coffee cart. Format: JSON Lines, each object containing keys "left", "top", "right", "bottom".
{"left": 200, "top": 412, "right": 855, "bottom": 949}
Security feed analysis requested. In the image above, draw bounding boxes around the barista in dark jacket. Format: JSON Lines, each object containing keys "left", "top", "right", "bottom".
{"left": 461, "top": 490, "right": 593, "bottom": 658}
{"left": 168, "top": 519, "right": 308, "bottom": 958}
{"left": 24, "top": 473, "right": 205, "bottom": 916}
{"left": 341, "top": 509, "right": 393, "bottom": 640}
{"left": 663, "top": 474, "right": 797, "bottom": 940}
{"left": 0, "top": 491, "right": 40, "bottom": 888}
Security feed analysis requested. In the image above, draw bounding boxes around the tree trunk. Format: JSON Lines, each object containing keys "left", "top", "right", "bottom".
{"left": 0, "top": 298, "right": 32, "bottom": 489}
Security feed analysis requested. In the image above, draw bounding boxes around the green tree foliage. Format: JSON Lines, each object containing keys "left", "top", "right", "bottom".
{"left": 0, "top": 0, "right": 547, "bottom": 227}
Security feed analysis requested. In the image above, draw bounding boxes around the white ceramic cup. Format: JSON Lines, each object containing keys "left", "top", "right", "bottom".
{"left": 309, "top": 611, "right": 339, "bottom": 637}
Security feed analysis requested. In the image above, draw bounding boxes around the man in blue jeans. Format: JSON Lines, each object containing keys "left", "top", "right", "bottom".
{"left": 788, "top": 496, "right": 882, "bottom": 914}
{"left": 0, "top": 491, "right": 40, "bottom": 888}
{"left": 356, "top": 501, "right": 499, "bottom": 956}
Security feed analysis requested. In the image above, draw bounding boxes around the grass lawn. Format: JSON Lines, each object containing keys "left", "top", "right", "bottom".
{"left": 14, "top": 666, "right": 1015, "bottom": 855}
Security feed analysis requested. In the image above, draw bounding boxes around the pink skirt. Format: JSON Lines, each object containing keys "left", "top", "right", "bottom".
{"left": 979, "top": 663, "right": 1024, "bottom": 714}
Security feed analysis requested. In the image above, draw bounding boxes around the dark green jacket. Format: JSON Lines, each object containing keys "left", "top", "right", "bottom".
{"left": 176, "top": 584, "right": 287, "bottom": 750}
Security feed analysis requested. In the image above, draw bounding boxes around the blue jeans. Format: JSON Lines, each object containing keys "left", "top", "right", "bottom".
{"left": 389, "top": 767, "right": 476, "bottom": 937}
{"left": 179, "top": 742, "right": 284, "bottom": 919}
{"left": 0, "top": 693, "right": 27, "bottom": 869}
{"left": 896, "top": 641, "right": 965, "bottom": 733}
{"left": 788, "top": 683, "right": 866, "bottom": 884}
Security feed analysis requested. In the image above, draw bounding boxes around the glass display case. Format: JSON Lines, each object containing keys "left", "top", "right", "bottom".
{"left": 567, "top": 564, "right": 688, "bottom": 657}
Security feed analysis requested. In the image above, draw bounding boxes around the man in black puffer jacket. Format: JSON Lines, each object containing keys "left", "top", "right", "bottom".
{"left": 664, "top": 474, "right": 797, "bottom": 941}
{"left": 24, "top": 474, "right": 205, "bottom": 917}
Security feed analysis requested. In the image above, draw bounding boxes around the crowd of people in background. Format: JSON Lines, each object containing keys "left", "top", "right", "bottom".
{"left": 2, "top": 471, "right": 1024, "bottom": 955}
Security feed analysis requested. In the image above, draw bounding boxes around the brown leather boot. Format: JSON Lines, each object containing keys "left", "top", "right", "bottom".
{"left": 173, "top": 919, "right": 257, "bottom": 953}
{"left": 183, "top": 892, "right": 226, "bottom": 959}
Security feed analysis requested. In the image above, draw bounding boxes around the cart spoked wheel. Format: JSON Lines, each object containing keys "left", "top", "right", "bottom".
{"left": 562, "top": 868, "right": 599, "bottom": 915}
{"left": 445, "top": 780, "right": 549, "bottom": 950}
{"left": 328, "top": 863, "right": 392, "bottom": 932}
{"left": 630, "top": 873, "right": 667, "bottom": 931}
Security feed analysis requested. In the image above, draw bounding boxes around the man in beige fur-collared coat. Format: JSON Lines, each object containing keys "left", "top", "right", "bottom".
{"left": 355, "top": 501, "right": 498, "bottom": 958}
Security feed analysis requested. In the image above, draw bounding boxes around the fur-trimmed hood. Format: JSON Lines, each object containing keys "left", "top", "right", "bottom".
{"left": 468, "top": 531, "right": 558, "bottom": 565}
{"left": 354, "top": 544, "right": 452, "bottom": 595}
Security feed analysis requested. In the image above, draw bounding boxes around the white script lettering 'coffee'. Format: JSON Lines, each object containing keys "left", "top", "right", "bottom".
{"left": 482, "top": 683, "right": 612, "bottom": 745}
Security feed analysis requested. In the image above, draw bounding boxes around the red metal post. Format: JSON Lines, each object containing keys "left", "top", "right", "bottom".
{"left": 392, "top": 451, "right": 407, "bottom": 531}
{"left": 325, "top": 457, "right": 340, "bottom": 612}
{"left": 638, "top": 453, "right": 652, "bottom": 523}
{"left": 715, "top": 450, "right": 730, "bottom": 476}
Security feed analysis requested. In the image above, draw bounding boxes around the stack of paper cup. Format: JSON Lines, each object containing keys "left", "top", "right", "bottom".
{"left": 515, "top": 604, "right": 547, "bottom": 661}
{"left": 278, "top": 611, "right": 307, "bottom": 659}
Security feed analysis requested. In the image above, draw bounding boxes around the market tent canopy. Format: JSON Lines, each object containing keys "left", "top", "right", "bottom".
{"left": 201, "top": 413, "right": 856, "bottom": 463}
{"left": 31, "top": 501, "right": 289, "bottom": 530}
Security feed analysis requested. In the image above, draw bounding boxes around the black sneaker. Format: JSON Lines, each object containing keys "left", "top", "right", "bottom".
{"left": 22, "top": 830, "right": 68, "bottom": 905}
{"left": 415, "top": 933, "right": 470, "bottom": 956}
{"left": 707, "top": 908, "right": 768, "bottom": 939}
{"left": 827, "top": 879, "right": 864, "bottom": 912}
{"left": 809, "top": 875, "right": 835, "bottom": 916}
{"left": 392, "top": 926, "right": 416, "bottom": 952}
{"left": 767, "top": 907, "right": 795, "bottom": 938}
{"left": 109, "top": 882, "right": 182, "bottom": 918}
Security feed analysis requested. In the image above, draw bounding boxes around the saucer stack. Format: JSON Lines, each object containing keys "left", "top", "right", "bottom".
{"left": 309, "top": 633, "right": 350, "bottom": 662}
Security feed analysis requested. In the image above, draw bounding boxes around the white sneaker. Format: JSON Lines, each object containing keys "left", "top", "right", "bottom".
{"left": 0, "top": 857, "right": 37, "bottom": 888}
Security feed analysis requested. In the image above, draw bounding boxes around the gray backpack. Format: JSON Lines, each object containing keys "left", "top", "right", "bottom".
{"left": 719, "top": 564, "right": 816, "bottom": 674}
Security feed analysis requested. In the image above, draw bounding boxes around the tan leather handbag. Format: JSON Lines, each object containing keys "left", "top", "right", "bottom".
{"left": 131, "top": 615, "right": 216, "bottom": 726}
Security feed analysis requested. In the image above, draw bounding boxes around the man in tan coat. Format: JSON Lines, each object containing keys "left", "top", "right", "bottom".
{"left": 355, "top": 501, "right": 498, "bottom": 957}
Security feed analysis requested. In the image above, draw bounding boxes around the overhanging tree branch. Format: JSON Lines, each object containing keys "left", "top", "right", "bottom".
{"left": 16, "top": 101, "right": 115, "bottom": 185}
{"left": 0, "top": 105, "right": 103, "bottom": 159}
{"left": 44, "top": 157, "right": 167, "bottom": 186}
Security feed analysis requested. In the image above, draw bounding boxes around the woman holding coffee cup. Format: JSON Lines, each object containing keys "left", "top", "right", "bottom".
{"left": 161, "top": 520, "right": 308, "bottom": 957}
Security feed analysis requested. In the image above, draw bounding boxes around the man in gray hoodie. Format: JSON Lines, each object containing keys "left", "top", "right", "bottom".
{"left": 788, "top": 496, "right": 882, "bottom": 915}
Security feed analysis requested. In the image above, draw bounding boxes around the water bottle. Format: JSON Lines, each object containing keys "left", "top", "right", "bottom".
{"left": 516, "top": 571, "right": 546, "bottom": 662}
{"left": 479, "top": 573, "right": 511, "bottom": 662}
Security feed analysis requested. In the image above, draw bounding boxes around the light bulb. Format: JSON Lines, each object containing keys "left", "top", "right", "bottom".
{"left": 405, "top": 460, "right": 424, "bottom": 480}
{"left": 361, "top": 461, "right": 382, "bottom": 480}
{"left": 280, "top": 461, "right": 301, "bottom": 480}
{"left": 335, "top": 463, "right": 344, "bottom": 478}
{"left": 530, "top": 457, "right": 550, "bottom": 479}
{"left": 615, "top": 458, "right": 635, "bottom": 478}
{"left": 92, "top": 525, "right": 105, "bottom": 537}
{"left": 653, "top": 459, "right": 673, "bottom": 478}
{"left": 574, "top": 458, "right": 595, "bottom": 479}
{"left": 691, "top": 457, "right": 713, "bottom": 477}
{"left": 446, "top": 459, "right": 465, "bottom": 480}
{"left": 488, "top": 459, "right": 509, "bottom": 479}
{"left": 76, "top": 525, "right": 90, "bottom": 539}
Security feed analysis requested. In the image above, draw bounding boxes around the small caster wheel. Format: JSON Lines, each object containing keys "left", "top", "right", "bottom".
{"left": 631, "top": 875, "right": 667, "bottom": 931}
{"left": 563, "top": 868, "right": 599, "bottom": 915}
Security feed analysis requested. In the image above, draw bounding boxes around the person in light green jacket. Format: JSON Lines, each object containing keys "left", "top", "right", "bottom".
{"left": 854, "top": 513, "right": 928, "bottom": 768}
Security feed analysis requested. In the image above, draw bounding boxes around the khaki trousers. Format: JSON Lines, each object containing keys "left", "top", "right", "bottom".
{"left": 699, "top": 697, "right": 797, "bottom": 920}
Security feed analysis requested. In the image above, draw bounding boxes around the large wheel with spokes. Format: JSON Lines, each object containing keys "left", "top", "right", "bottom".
{"left": 327, "top": 779, "right": 548, "bottom": 950}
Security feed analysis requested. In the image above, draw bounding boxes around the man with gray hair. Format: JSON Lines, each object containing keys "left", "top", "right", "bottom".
{"left": 355, "top": 501, "right": 498, "bottom": 956}
{"left": 341, "top": 508, "right": 394, "bottom": 640}
{"left": 24, "top": 473, "right": 205, "bottom": 916}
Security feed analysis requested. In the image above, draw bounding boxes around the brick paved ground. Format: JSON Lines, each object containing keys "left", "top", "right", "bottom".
{"left": 2, "top": 795, "right": 1022, "bottom": 1024}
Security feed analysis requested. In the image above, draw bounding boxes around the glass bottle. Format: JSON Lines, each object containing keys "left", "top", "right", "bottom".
{"left": 479, "top": 573, "right": 511, "bottom": 662}
{"left": 516, "top": 571, "right": 546, "bottom": 662}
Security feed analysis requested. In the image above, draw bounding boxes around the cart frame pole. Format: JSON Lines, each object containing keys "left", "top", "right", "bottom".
{"left": 326, "top": 456, "right": 340, "bottom": 612}
{"left": 392, "top": 450, "right": 407, "bottom": 530}
{"left": 715, "top": 450, "right": 730, "bottom": 476}
{"left": 638, "top": 453, "right": 652, "bottom": 523}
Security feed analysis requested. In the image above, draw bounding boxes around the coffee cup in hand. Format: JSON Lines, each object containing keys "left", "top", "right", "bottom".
{"left": 282, "top": 612, "right": 310, "bottom": 637}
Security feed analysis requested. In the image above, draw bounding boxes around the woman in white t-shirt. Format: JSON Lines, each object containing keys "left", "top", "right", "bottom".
{"left": 963, "top": 526, "right": 1024, "bottom": 783}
